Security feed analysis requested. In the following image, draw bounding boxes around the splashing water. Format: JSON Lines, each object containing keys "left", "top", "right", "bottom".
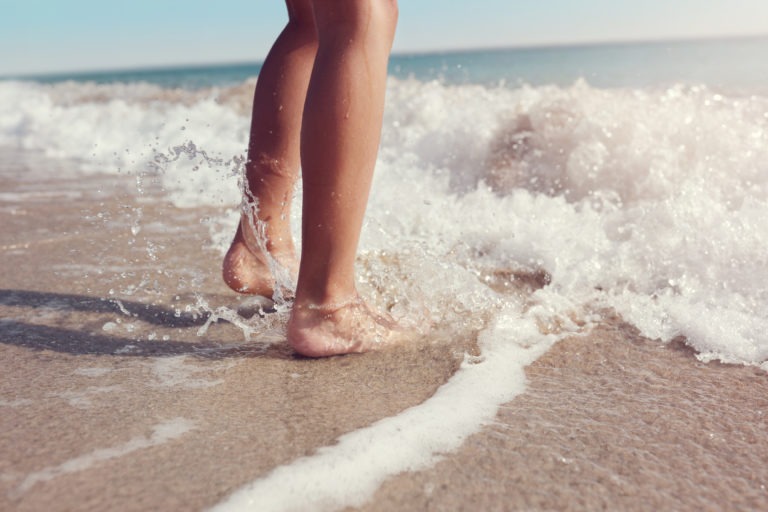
{"left": 1, "top": 70, "right": 767, "bottom": 365}
{"left": 239, "top": 180, "right": 296, "bottom": 307}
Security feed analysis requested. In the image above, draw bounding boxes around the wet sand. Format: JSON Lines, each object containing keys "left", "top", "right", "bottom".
{"left": 2, "top": 149, "right": 767, "bottom": 511}
{"left": 361, "top": 326, "right": 768, "bottom": 511}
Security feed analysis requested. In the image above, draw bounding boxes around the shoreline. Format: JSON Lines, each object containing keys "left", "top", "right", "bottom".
{"left": 2, "top": 150, "right": 767, "bottom": 511}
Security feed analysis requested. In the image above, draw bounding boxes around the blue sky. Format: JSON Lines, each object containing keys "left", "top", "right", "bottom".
{"left": 2, "top": 0, "right": 767, "bottom": 75}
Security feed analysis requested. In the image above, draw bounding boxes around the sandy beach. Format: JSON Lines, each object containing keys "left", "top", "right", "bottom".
{"left": 2, "top": 149, "right": 768, "bottom": 511}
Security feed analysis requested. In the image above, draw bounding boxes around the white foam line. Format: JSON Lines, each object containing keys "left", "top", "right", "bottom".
{"left": 16, "top": 417, "right": 195, "bottom": 495}
{"left": 211, "top": 313, "right": 558, "bottom": 512}
{"left": 51, "top": 385, "right": 122, "bottom": 409}
{"left": 0, "top": 398, "right": 34, "bottom": 407}
{"left": 147, "top": 356, "right": 230, "bottom": 389}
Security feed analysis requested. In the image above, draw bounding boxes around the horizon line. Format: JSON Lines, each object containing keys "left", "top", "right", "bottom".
{"left": 3, "top": 31, "right": 767, "bottom": 80}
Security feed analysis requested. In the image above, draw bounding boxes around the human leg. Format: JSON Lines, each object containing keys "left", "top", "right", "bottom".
{"left": 287, "top": 0, "right": 400, "bottom": 357}
{"left": 223, "top": 0, "right": 317, "bottom": 297}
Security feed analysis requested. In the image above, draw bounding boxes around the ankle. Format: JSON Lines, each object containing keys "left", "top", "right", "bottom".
{"left": 294, "top": 281, "right": 358, "bottom": 310}
{"left": 238, "top": 216, "right": 295, "bottom": 257}
{"left": 293, "top": 293, "right": 361, "bottom": 314}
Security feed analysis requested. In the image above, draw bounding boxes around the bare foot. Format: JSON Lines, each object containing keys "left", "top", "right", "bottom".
{"left": 222, "top": 222, "right": 297, "bottom": 297}
{"left": 287, "top": 296, "right": 406, "bottom": 357}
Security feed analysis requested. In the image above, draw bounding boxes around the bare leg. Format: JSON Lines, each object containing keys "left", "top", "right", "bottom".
{"left": 287, "top": 0, "right": 401, "bottom": 357}
{"left": 223, "top": 0, "right": 317, "bottom": 297}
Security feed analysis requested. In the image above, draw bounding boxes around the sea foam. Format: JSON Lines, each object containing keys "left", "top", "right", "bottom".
{"left": 1, "top": 77, "right": 766, "bottom": 364}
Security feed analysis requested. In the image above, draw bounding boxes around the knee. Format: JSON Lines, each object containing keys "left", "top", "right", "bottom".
{"left": 314, "top": 0, "right": 398, "bottom": 42}
{"left": 285, "top": 0, "right": 318, "bottom": 45}
{"left": 377, "top": 0, "right": 399, "bottom": 38}
{"left": 363, "top": 0, "right": 398, "bottom": 45}
{"left": 373, "top": 0, "right": 399, "bottom": 26}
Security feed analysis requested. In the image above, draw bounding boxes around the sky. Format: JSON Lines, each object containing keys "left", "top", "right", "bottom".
{"left": 2, "top": 0, "right": 768, "bottom": 76}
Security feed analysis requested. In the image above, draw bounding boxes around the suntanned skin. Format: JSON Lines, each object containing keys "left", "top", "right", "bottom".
{"left": 223, "top": 0, "right": 403, "bottom": 357}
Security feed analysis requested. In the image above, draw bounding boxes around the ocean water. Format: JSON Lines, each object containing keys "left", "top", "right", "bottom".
{"left": 2, "top": 37, "right": 768, "bottom": 510}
